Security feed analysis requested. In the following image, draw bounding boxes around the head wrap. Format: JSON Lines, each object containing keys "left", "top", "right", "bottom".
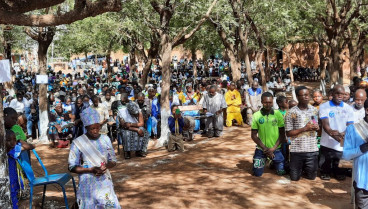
{"left": 127, "top": 102, "right": 140, "bottom": 115}
{"left": 80, "top": 107, "right": 100, "bottom": 127}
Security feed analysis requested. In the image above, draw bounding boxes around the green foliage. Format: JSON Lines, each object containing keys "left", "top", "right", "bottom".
{"left": 54, "top": 13, "right": 124, "bottom": 59}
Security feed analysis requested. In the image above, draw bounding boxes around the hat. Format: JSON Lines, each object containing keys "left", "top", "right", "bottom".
{"left": 80, "top": 107, "right": 100, "bottom": 127}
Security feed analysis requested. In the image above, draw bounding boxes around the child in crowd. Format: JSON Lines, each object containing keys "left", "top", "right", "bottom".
{"left": 167, "top": 105, "right": 185, "bottom": 152}
{"left": 312, "top": 89, "right": 323, "bottom": 109}
{"left": 6, "top": 129, "right": 35, "bottom": 209}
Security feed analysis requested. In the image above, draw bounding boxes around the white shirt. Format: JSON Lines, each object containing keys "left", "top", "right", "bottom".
{"left": 319, "top": 101, "right": 354, "bottom": 151}
{"left": 352, "top": 104, "right": 365, "bottom": 122}
{"left": 9, "top": 99, "right": 25, "bottom": 113}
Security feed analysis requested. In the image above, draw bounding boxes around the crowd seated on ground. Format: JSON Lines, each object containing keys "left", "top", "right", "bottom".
{"left": 4, "top": 57, "right": 368, "bottom": 208}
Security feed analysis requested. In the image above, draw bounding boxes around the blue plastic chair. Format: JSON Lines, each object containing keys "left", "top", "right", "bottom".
{"left": 17, "top": 149, "right": 77, "bottom": 209}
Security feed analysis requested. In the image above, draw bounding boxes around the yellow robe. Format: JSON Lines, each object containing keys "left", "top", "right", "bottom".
{"left": 177, "top": 91, "right": 186, "bottom": 105}
{"left": 225, "top": 90, "right": 243, "bottom": 126}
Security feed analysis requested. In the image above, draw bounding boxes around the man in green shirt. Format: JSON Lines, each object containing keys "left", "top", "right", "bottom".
{"left": 251, "top": 92, "right": 286, "bottom": 176}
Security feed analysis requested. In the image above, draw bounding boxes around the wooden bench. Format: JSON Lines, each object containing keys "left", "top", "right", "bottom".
{"left": 178, "top": 105, "right": 213, "bottom": 119}
{"left": 178, "top": 105, "right": 203, "bottom": 112}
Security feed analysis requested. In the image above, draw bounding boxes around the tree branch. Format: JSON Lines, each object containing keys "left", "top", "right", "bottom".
{"left": 244, "top": 12, "right": 264, "bottom": 49}
{"left": 210, "top": 18, "right": 235, "bottom": 53}
{"left": 0, "top": 0, "right": 65, "bottom": 13}
{"left": 150, "top": 0, "right": 164, "bottom": 14}
{"left": 172, "top": 0, "right": 218, "bottom": 47}
{"left": 0, "top": 0, "right": 121, "bottom": 26}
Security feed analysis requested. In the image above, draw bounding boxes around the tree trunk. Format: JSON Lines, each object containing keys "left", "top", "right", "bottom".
{"left": 0, "top": 84, "right": 12, "bottom": 208}
{"left": 349, "top": 51, "right": 359, "bottom": 80}
{"left": 240, "top": 41, "right": 253, "bottom": 84}
{"left": 228, "top": 50, "right": 241, "bottom": 82}
{"left": 191, "top": 48, "right": 198, "bottom": 77}
{"left": 129, "top": 48, "right": 136, "bottom": 78}
{"left": 318, "top": 43, "right": 327, "bottom": 80}
{"left": 330, "top": 39, "right": 344, "bottom": 85}
{"left": 257, "top": 51, "right": 267, "bottom": 92}
{"left": 4, "top": 43, "right": 11, "bottom": 63}
{"left": 348, "top": 41, "right": 364, "bottom": 80}
{"left": 265, "top": 47, "right": 270, "bottom": 82}
{"left": 157, "top": 38, "right": 172, "bottom": 147}
{"left": 359, "top": 50, "right": 366, "bottom": 70}
{"left": 106, "top": 50, "right": 111, "bottom": 79}
{"left": 140, "top": 59, "right": 152, "bottom": 87}
{"left": 204, "top": 57, "right": 208, "bottom": 72}
{"left": 38, "top": 42, "right": 50, "bottom": 143}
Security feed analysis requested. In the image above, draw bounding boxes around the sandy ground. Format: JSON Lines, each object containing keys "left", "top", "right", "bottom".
{"left": 18, "top": 124, "right": 352, "bottom": 209}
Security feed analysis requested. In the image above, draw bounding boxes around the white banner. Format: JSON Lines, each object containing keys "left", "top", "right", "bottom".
{"left": 36, "top": 75, "right": 48, "bottom": 84}
{"left": 0, "top": 59, "right": 11, "bottom": 83}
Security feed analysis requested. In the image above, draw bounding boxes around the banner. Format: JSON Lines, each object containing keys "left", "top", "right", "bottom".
{"left": 0, "top": 59, "right": 11, "bottom": 83}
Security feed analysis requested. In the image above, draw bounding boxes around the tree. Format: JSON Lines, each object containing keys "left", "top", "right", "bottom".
{"left": 141, "top": 0, "right": 218, "bottom": 146}
{"left": 295, "top": 0, "right": 368, "bottom": 84}
{"left": 0, "top": 0, "right": 122, "bottom": 26}
{"left": 183, "top": 23, "right": 223, "bottom": 77}
{"left": 0, "top": 84, "right": 11, "bottom": 209}
{"left": 209, "top": 0, "right": 300, "bottom": 90}
{"left": 25, "top": 26, "right": 56, "bottom": 143}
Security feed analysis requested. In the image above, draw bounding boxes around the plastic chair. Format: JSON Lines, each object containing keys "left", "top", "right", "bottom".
{"left": 17, "top": 149, "right": 77, "bottom": 209}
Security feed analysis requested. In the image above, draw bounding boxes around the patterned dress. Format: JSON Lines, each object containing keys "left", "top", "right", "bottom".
{"left": 49, "top": 109, "right": 71, "bottom": 139}
{"left": 118, "top": 108, "right": 149, "bottom": 152}
{"left": 68, "top": 135, "right": 121, "bottom": 209}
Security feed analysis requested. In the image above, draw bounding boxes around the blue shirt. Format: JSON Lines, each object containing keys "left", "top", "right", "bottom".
{"left": 168, "top": 116, "right": 184, "bottom": 134}
{"left": 343, "top": 124, "right": 368, "bottom": 190}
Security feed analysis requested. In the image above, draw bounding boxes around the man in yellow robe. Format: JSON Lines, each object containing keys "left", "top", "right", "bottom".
{"left": 225, "top": 82, "right": 243, "bottom": 126}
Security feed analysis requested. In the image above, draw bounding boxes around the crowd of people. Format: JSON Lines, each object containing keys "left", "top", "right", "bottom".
{"left": 3, "top": 57, "right": 368, "bottom": 208}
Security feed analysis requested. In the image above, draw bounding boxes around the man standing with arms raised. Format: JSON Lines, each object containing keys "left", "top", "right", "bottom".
{"left": 319, "top": 85, "right": 354, "bottom": 180}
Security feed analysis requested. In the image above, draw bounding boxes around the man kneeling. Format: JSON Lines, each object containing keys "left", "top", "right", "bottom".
{"left": 168, "top": 105, "right": 185, "bottom": 152}
{"left": 251, "top": 92, "right": 286, "bottom": 177}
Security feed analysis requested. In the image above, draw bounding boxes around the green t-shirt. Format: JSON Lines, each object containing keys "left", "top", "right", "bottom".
{"left": 251, "top": 109, "right": 285, "bottom": 149}
{"left": 278, "top": 109, "right": 287, "bottom": 117}
{"left": 11, "top": 125, "right": 27, "bottom": 141}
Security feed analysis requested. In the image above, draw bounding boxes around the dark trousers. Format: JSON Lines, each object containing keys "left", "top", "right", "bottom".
{"left": 354, "top": 181, "right": 368, "bottom": 209}
{"left": 290, "top": 152, "right": 318, "bottom": 181}
{"left": 319, "top": 146, "right": 344, "bottom": 176}
{"left": 253, "top": 149, "right": 284, "bottom": 177}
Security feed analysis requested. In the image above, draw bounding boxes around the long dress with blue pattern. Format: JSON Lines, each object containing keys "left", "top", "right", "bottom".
{"left": 68, "top": 135, "right": 121, "bottom": 209}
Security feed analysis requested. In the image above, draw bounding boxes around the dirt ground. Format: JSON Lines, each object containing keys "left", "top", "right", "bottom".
{"left": 18, "top": 124, "right": 353, "bottom": 209}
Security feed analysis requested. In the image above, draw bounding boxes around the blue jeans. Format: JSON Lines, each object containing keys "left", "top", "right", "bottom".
{"left": 26, "top": 114, "right": 40, "bottom": 137}
{"left": 253, "top": 148, "right": 284, "bottom": 177}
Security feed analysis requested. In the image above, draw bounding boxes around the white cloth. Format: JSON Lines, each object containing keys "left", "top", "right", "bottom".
{"left": 118, "top": 107, "right": 138, "bottom": 123}
{"left": 352, "top": 104, "right": 365, "bottom": 122}
{"left": 9, "top": 99, "right": 25, "bottom": 113}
